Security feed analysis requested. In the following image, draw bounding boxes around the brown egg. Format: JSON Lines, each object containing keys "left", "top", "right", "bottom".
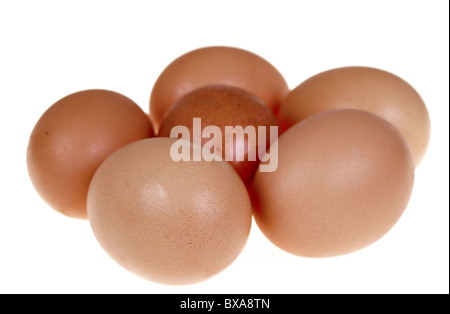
{"left": 150, "top": 46, "right": 289, "bottom": 130}
{"left": 27, "top": 89, "right": 154, "bottom": 219}
{"left": 252, "top": 109, "right": 415, "bottom": 258}
{"left": 278, "top": 66, "right": 431, "bottom": 166}
{"left": 87, "top": 138, "right": 252, "bottom": 285}
{"left": 158, "top": 85, "right": 279, "bottom": 186}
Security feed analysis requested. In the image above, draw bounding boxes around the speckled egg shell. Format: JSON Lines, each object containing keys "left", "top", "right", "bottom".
{"left": 87, "top": 137, "right": 252, "bottom": 285}
{"left": 158, "top": 85, "right": 279, "bottom": 186}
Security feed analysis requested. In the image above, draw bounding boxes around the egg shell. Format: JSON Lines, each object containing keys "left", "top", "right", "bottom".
{"left": 158, "top": 85, "right": 279, "bottom": 186}
{"left": 278, "top": 66, "right": 431, "bottom": 166}
{"left": 87, "top": 137, "right": 252, "bottom": 285}
{"left": 252, "top": 109, "right": 415, "bottom": 258}
{"left": 150, "top": 46, "right": 289, "bottom": 130}
{"left": 27, "top": 89, "right": 154, "bottom": 219}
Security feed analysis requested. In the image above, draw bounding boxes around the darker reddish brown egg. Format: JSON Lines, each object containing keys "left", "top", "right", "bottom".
{"left": 158, "top": 85, "right": 279, "bottom": 186}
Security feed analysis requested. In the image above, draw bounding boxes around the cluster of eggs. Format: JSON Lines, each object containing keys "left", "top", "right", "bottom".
{"left": 27, "top": 46, "right": 430, "bottom": 285}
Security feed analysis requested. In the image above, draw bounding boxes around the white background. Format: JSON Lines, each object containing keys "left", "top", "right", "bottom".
{"left": 0, "top": 0, "right": 448, "bottom": 294}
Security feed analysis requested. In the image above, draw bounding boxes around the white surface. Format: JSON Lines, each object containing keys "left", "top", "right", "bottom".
{"left": 0, "top": 0, "right": 448, "bottom": 294}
